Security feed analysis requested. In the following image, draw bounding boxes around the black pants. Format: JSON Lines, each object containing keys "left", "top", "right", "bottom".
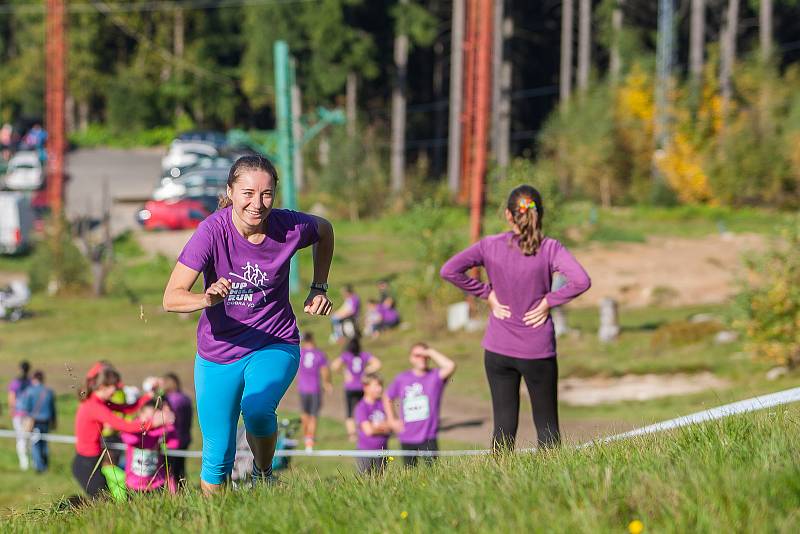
{"left": 400, "top": 438, "right": 438, "bottom": 467}
{"left": 169, "top": 454, "right": 187, "bottom": 485}
{"left": 72, "top": 454, "right": 107, "bottom": 498}
{"left": 484, "top": 350, "right": 560, "bottom": 450}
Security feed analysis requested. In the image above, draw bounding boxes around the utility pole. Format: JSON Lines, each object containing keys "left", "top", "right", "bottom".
{"left": 390, "top": 0, "right": 409, "bottom": 193}
{"left": 274, "top": 41, "right": 299, "bottom": 293}
{"left": 469, "top": 0, "right": 493, "bottom": 244}
{"left": 46, "top": 0, "right": 67, "bottom": 224}
{"left": 447, "top": 0, "right": 465, "bottom": 195}
{"left": 460, "top": 0, "right": 478, "bottom": 204}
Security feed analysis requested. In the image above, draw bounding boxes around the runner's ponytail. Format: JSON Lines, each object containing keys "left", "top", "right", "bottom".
{"left": 507, "top": 185, "right": 544, "bottom": 256}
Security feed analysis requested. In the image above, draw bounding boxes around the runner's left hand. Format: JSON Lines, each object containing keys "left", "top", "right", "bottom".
{"left": 523, "top": 297, "right": 550, "bottom": 327}
{"left": 304, "top": 289, "right": 333, "bottom": 315}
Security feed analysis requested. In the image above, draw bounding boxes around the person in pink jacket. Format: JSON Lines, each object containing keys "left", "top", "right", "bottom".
{"left": 120, "top": 399, "right": 180, "bottom": 493}
{"left": 441, "top": 184, "right": 591, "bottom": 451}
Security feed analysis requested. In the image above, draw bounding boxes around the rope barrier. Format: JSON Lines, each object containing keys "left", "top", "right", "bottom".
{"left": 2, "top": 386, "right": 799, "bottom": 458}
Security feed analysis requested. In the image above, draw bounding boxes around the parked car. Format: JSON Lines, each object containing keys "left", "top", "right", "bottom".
{"left": 153, "top": 167, "right": 228, "bottom": 202}
{"left": 0, "top": 192, "right": 34, "bottom": 254}
{"left": 176, "top": 130, "right": 227, "bottom": 148}
{"left": 161, "top": 140, "right": 219, "bottom": 171}
{"left": 3, "top": 151, "right": 43, "bottom": 190}
{"left": 136, "top": 198, "right": 211, "bottom": 231}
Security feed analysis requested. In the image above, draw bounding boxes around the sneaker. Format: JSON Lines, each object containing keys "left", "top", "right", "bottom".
{"left": 250, "top": 464, "right": 279, "bottom": 488}
{"left": 304, "top": 437, "right": 314, "bottom": 452}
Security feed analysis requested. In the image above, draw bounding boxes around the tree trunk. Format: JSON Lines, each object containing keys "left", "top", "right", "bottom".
{"left": 291, "top": 67, "right": 304, "bottom": 190}
{"left": 65, "top": 93, "right": 76, "bottom": 133}
{"left": 174, "top": 7, "right": 185, "bottom": 117}
{"left": 689, "top": 0, "right": 705, "bottom": 93}
{"left": 390, "top": 0, "right": 409, "bottom": 193}
{"left": 559, "top": 0, "right": 574, "bottom": 104}
{"left": 720, "top": 0, "right": 739, "bottom": 120}
{"left": 447, "top": 0, "right": 465, "bottom": 194}
{"left": 433, "top": 39, "right": 446, "bottom": 178}
{"left": 609, "top": 1, "right": 623, "bottom": 85}
{"left": 346, "top": 71, "right": 357, "bottom": 137}
{"left": 78, "top": 100, "right": 89, "bottom": 132}
{"left": 577, "top": 0, "right": 591, "bottom": 93}
{"left": 760, "top": 0, "right": 772, "bottom": 62}
{"left": 491, "top": 0, "right": 512, "bottom": 174}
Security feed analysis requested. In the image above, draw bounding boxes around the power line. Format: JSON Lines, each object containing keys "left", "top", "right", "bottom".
{"left": 0, "top": 0, "right": 317, "bottom": 15}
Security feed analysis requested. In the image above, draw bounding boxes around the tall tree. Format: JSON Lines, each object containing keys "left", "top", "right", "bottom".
{"left": 609, "top": 1, "right": 623, "bottom": 84}
{"left": 760, "top": 0, "right": 772, "bottom": 62}
{"left": 577, "top": 0, "right": 591, "bottom": 93}
{"left": 720, "top": 0, "right": 739, "bottom": 118}
{"left": 560, "top": 0, "right": 574, "bottom": 104}
{"left": 689, "top": 0, "right": 705, "bottom": 91}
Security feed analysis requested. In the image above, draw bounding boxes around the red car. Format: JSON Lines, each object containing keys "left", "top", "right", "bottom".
{"left": 136, "top": 198, "right": 210, "bottom": 231}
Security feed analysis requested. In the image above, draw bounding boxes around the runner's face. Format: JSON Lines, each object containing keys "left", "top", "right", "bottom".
{"left": 228, "top": 169, "right": 276, "bottom": 228}
{"left": 364, "top": 380, "right": 383, "bottom": 399}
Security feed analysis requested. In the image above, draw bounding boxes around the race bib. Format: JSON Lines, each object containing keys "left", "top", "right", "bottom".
{"left": 131, "top": 447, "right": 159, "bottom": 478}
{"left": 402, "top": 394, "right": 430, "bottom": 423}
{"left": 352, "top": 357, "right": 362, "bottom": 373}
{"left": 303, "top": 352, "right": 315, "bottom": 369}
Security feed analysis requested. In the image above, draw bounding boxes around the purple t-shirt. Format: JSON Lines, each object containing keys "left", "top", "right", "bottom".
{"left": 8, "top": 378, "right": 31, "bottom": 416}
{"left": 340, "top": 351, "right": 372, "bottom": 391}
{"left": 297, "top": 348, "right": 328, "bottom": 394}
{"left": 386, "top": 369, "right": 446, "bottom": 444}
{"left": 440, "top": 234, "right": 591, "bottom": 360}
{"left": 178, "top": 207, "right": 319, "bottom": 364}
{"left": 378, "top": 304, "right": 400, "bottom": 325}
{"left": 165, "top": 391, "right": 193, "bottom": 449}
{"left": 354, "top": 398, "right": 389, "bottom": 450}
{"left": 346, "top": 294, "right": 361, "bottom": 318}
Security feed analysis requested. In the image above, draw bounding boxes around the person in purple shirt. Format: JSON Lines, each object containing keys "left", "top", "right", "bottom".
{"left": 161, "top": 372, "right": 193, "bottom": 486}
{"left": 354, "top": 373, "right": 391, "bottom": 475}
{"left": 7, "top": 360, "right": 32, "bottom": 471}
{"left": 384, "top": 343, "right": 456, "bottom": 467}
{"left": 163, "top": 155, "right": 334, "bottom": 494}
{"left": 297, "top": 332, "right": 332, "bottom": 451}
{"left": 330, "top": 284, "right": 360, "bottom": 341}
{"left": 331, "top": 337, "right": 382, "bottom": 441}
{"left": 440, "top": 184, "right": 591, "bottom": 451}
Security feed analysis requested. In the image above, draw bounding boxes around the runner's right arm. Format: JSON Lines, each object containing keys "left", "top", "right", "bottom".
{"left": 163, "top": 262, "right": 231, "bottom": 312}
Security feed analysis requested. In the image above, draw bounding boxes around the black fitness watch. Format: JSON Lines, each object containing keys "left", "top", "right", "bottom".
{"left": 310, "top": 282, "right": 329, "bottom": 293}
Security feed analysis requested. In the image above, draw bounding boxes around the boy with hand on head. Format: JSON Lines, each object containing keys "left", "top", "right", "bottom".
{"left": 384, "top": 344, "right": 456, "bottom": 467}
{"left": 354, "top": 373, "right": 391, "bottom": 475}
{"left": 119, "top": 399, "right": 179, "bottom": 494}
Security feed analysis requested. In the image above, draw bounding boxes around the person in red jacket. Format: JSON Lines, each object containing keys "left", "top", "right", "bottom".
{"left": 72, "top": 366, "right": 172, "bottom": 498}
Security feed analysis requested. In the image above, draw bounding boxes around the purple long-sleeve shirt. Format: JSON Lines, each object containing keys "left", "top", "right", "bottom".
{"left": 440, "top": 233, "right": 591, "bottom": 359}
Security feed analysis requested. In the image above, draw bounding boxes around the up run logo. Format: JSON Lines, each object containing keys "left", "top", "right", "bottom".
{"left": 226, "top": 261, "right": 270, "bottom": 307}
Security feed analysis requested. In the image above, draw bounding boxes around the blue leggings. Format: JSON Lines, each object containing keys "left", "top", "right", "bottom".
{"left": 194, "top": 344, "right": 300, "bottom": 484}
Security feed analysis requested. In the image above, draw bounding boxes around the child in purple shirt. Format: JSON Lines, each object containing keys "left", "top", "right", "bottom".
{"left": 353, "top": 374, "right": 391, "bottom": 474}
{"left": 331, "top": 337, "right": 382, "bottom": 441}
{"left": 297, "top": 332, "right": 332, "bottom": 451}
{"left": 440, "top": 184, "right": 591, "bottom": 451}
{"left": 384, "top": 343, "right": 456, "bottom": 467}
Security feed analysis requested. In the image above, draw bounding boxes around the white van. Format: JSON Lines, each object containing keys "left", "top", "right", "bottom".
{"left": 0, "top": 192, "right": 34, "bottom": 254}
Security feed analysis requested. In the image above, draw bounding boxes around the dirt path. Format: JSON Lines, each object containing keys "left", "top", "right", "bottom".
{"left": 572, "top": 233, "right": 765, "bottom": 308}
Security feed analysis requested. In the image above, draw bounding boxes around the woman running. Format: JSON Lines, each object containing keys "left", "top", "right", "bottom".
{"left": 331, "top": 337, "right": 381, "bottom": 441}
{"left": 441, "top": 184, "right": 591, "bottom": 450}
{"left": 163, "top": 155, "right": 334, "bottom": 494}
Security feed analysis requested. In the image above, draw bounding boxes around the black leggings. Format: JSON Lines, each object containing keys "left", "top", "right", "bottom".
{"left": 72, "top": 454, "right": 107, "bottom": 498}
{"left": 484, "top": 350, "right": 560, "bottom": 450}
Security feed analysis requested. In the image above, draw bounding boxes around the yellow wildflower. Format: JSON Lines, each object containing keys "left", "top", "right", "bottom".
{"left": 400, "top": 511, "right": 408, "bottom": 520}
{"left": 628, "top": 519, "right": 644, "bottom": 534}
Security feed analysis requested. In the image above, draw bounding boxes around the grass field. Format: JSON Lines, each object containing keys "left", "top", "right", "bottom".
{"left": 3, "top": 408, "right": 798, "bottom": 533}
{"left": 0, "top": 202, "right": 797, "bottom": 519}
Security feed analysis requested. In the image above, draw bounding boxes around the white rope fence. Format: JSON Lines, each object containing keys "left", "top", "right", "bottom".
{"left": 2, "top": 386, "right": 799, "bottom": 458}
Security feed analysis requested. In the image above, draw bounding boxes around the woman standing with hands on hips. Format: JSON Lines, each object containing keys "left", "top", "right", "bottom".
{"left": 163, "top": 155, "right": 334, "bottom": 494}
{"left": 440, "top": 185, "right": 590, "bottom": 451}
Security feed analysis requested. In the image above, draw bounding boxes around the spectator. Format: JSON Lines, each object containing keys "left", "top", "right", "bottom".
{"left": 120, "top": 399, "right": 180, "bottom": 494}
{"left": 354, "top": 373, "right": 391, "bottom": 475}
{"left": 18, "top": 370, "right": 57, "bottom": 473}
{"left": 331, "top": 337, "right": 381, "bottom": 442}
{"left": 161, "top": 372, "right": 193, "bottom": 485}
{"left": 7, "top": 360, "right": 32, "bottom": 470}
{"left": 330, "top": 285, "right": 361, "bottom": 341}
{"left": 297, "top": 333, "right": 332, "bottom": 451}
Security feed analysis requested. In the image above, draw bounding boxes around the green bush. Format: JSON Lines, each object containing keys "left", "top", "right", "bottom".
{"left": 650, "top": 319, "right": 722, "bottom": 350}
{"left": 736, "top": 220, "right": 800, "bottom": 367}
{"left": 27, "top": 232, "right": 90, "bottom": 294}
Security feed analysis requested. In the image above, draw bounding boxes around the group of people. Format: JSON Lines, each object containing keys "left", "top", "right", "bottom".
{"left": 329, "top": 281, "right": 401, "bottom": 342}
{"left": 3, "top": 155, "right": 591, "bottom": 500}
{"left": 296, "top": 333, "right": 456, "bottom": 473}
{"left": 6, "top": 361, "right": 57, "bottom": 472}
{"left": 0, "top": 122, "right": 47, "bottom": 161}
{"left": 70, "top": 361, "right": 193, "bottom": 499}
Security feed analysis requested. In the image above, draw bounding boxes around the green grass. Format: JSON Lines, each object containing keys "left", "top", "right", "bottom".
{"left": 3, "top": 408, "right": 799, "bottom": 533}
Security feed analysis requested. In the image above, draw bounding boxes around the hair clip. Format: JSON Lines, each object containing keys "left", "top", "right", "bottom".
{"left": 517, "top": 197, "right": 536, "bottom": 214}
